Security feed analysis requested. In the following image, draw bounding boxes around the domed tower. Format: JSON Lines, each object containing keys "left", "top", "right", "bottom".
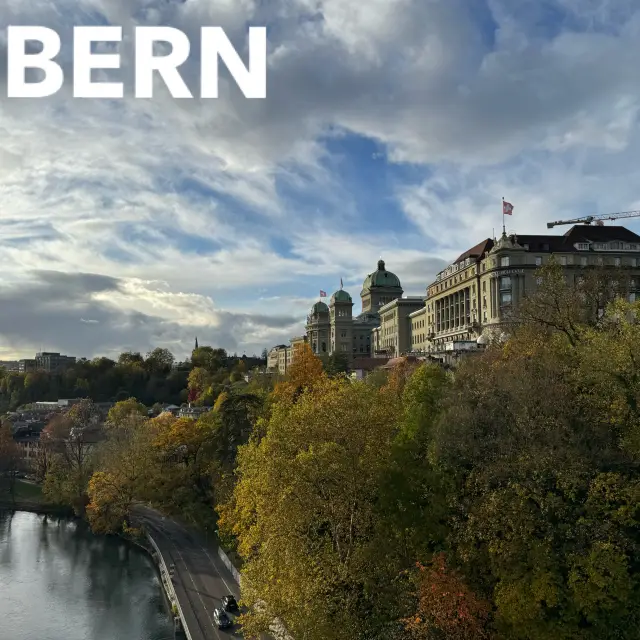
{"left": 306, "top": 300, "right": 330, "bottom": 355}
{"left": 329, "top": 289, "right": 353, "bottom": 356}
{"left": 360, "top": 259, "right": 403, "bottom": 313}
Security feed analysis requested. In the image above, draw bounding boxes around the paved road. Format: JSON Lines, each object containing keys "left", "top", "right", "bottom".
{"left": 132, "top": 504, "right": 246, "bottom": 640}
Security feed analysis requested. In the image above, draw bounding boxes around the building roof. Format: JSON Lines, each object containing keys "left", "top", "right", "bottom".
{"left": 512, "top": 225, "right": 640, "bottom": 252}
{"left": 311, "top": 300, "right": 329, "bottom": 313}
{"left": 454, "top": 238, "right": 494, "bottom": 263}
{"left": 381, "top": 355, "right": 421, "bottom": 369}
{"left": 351, "top": 357, "right": 389, "bottom": 371}
{"left": 379, "top": 297, "right": 425, "bottom": 313}
{"left": 361, "top": 259, "right": 402, "bottom": 292}
{"left": 331, "top": 289, "right": 352, "bottom": 303}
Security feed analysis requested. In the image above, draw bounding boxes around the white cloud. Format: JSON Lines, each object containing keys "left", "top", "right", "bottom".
{"left": 1, "top": 0, "right": 640, "bottom": 358}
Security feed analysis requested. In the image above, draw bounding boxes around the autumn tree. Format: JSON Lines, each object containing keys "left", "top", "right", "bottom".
{"left": 187, "top": 367, "right": 213, "bottom": 404}
{"left": 515, "top": 261, "right": 634, "bottom": 345}
{"left": 219, "top": 376, "right": 399, "bottom": 640}
{"left": 105, "top": 398, "right": 147, "bottom": 436}
{"left": 404, "top": 554, "right": 491, "bottom": 640}
{"left": 272, "top": 342, "right": 325, "bottom": 404}
{"left": 430, "top": 315, "right": 640, "bottom": 638}
{"left": 86, "top": 421, "right": 156, "bottom": 534}
{"left": 42, "top": 400, "right": 101, "bottom": 513}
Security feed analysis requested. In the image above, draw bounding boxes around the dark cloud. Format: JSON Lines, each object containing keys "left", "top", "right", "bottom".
{"left": 0, "top": 271, "right": 298, "bottom": 358}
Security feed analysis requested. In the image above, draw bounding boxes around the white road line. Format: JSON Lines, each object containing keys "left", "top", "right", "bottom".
{"left": 148, "top": 518, "right": 224, "bottom": 640}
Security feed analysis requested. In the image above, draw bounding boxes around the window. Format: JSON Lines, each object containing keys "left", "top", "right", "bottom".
{"left": 615, "top": 257, "right": 621, "bottom": 267}
{"left": 632, "top": 258, "right": 638, "bottom": 267}
{"left": 500, "top": 256, "right": 510, "bottom": 267}
{"left": 536, "top": 277, "right": 543, "bottom": 285}
{"left": 581, "top": 257, "right": 587, "bottom": 266}
{"left": 630, "top": 293, "right": 637, "bottom": 303}
{"left": 535, "top": 256, "right": 542, "bottom": 266}
{"left": 559, "top": 256, "right": 567, "bottom": 266}
{"left": 576, "top": 243, "right": 589, "bottom": 251}
{"left": 500, "top": 276, "right": 511, "bottom": 289}
{"left": 482, "top": 281, "right": 486, "bottom": 292}
{"left": 500, "top": 292, "right": 512, "bottom": 305}
{"left": 523, "top": 243, "right": 529, "bottom": 250}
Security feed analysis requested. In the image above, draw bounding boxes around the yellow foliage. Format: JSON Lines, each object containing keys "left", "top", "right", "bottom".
{"left": 272, "top": 342, "right": 326, "bottom": 404}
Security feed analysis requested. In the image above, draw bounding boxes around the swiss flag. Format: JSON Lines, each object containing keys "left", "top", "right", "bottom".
{"left": 503, "top": 201, "right": 514, "bottom": 215}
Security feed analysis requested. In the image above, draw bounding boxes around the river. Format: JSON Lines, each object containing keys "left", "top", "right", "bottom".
{"left": 0, "top": 510, "right": 175, "bottom": 640}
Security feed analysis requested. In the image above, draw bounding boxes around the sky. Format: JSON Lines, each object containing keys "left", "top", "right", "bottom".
{"left": 2, "top": 0, "right": 640, "bottom": 361}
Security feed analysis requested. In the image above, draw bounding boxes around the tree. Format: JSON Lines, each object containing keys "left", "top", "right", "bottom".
{"left": 86, "top": 421, "right": 156, "bottom": 534}
{"left": 323, "top": 352, "right": 350, "bottom": 377}
{"left": 0, "top": 423, "right": 21, "bottom": 500}
{"left": 105, "top": 398, "right": 147, "bottom": 435}
{"left": 145, "top": 347, "right": 175, "bottom": 374}
{"left": 187, "top": 367, "right": 213, "bottom": 404}
{"left": 118, "top": 351, "right": 144, "bottom": 367}
{"left": 192, "top": 346, "right": 227, "bottom": 372}
{"left": 404, "top": 554, "right": 491, "bottom": 640}
{"left": 516, "top": 261, "right": 634, "bottom": 346}
{"left": 219, "top": 376, "right": 399, "bottom": 640}
{"left": 272, "top": 342, "right": 325, "bottom": 404}
{"left": 42, "top": 400, "right": 100, "bottom": 513}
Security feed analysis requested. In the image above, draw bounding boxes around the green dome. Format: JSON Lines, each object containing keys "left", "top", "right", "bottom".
{"left": 331, "top": 289, "right": 352, "bottom": 303}
{"left": 311, "top": 301, "right": 329, "bottom": 313}
{"left": 362, "top": 259, "right": 402, "bottom": 291}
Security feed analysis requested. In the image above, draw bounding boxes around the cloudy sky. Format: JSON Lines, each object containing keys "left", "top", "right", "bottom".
{"left": 1, "top": 0, "right": 640, "bottom": 361}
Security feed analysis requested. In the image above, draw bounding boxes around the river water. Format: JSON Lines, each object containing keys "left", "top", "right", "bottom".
{"left": 0, "top": 510, "right": 175, "bottom": 640}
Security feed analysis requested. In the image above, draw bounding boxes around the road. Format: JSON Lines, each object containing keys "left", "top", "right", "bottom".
{"left": 131, "top": 504, "right": 246, "bottom": 640}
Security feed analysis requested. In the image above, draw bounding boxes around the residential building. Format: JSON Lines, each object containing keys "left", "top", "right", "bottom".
{"left": 35, "top": 352, "right": 76, "bottom": 372}
{"left": 178, "top": 405, "right": 210, "bottom": 419}
{"left": 18, "top": 359, "right": 37, "bottom": 373}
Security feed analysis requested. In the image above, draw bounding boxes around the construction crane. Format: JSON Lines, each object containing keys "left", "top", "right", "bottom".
{"left": 547, "top": 210, "right": 640, "bottom": 229}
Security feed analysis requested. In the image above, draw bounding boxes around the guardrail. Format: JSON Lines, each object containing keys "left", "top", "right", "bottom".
{"left": 218, "top": 546, "right": 294, "bottom": 640}
{"left": 147, "top": 532, "right": 193, "bottom": 640}
{"left": 217, "top": 546, "right": 242, "bottom": 584}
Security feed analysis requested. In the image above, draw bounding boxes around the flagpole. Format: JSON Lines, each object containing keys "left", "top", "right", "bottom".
{"left": 502, "top": 197, "right": 505, "bottom": 235}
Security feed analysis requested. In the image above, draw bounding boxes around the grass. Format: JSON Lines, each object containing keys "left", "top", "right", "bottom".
{"left": 0, "top": 478, "right": 44, "bottom": 503}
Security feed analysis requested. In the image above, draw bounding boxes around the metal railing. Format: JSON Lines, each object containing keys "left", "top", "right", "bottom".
{"left": 147, "top": 533, "right": 193, "bottom": 640}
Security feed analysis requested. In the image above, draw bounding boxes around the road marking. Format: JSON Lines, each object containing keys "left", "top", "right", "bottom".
{"left": 146, "top": 519, "right": 223, "bottom": 640}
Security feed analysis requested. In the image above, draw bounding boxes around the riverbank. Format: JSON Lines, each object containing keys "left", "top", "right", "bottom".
{"left": 0, "top": 479, "right": 74, "bottom": 515}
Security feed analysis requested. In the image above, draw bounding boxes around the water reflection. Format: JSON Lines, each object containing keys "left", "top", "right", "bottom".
{"left": 0, "top": 510, "right": 173, "bottom": 640}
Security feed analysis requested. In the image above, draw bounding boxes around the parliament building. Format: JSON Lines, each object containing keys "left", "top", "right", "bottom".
{"left": 268, "top": 225, "right": 640, "bottom": 374}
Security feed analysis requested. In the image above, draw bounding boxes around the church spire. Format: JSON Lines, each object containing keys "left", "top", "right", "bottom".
{"left": 195, "top": 336, "right": 198, "bottom": 349}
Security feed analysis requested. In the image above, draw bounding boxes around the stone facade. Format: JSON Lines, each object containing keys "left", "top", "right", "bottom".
{"left": 269, "top": 224, "right": 640, "bottom": 369}
{"left": 426, "top": 225, "right": 640, "bottom": 347}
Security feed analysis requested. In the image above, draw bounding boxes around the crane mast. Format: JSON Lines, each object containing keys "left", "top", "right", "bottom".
{"left": 547, "top": 210, "right": 640, "bottom": 229}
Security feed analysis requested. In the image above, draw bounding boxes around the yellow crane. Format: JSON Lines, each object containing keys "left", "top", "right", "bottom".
{"left": 547, "top": 210, "right": 640, "bottom": 229}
